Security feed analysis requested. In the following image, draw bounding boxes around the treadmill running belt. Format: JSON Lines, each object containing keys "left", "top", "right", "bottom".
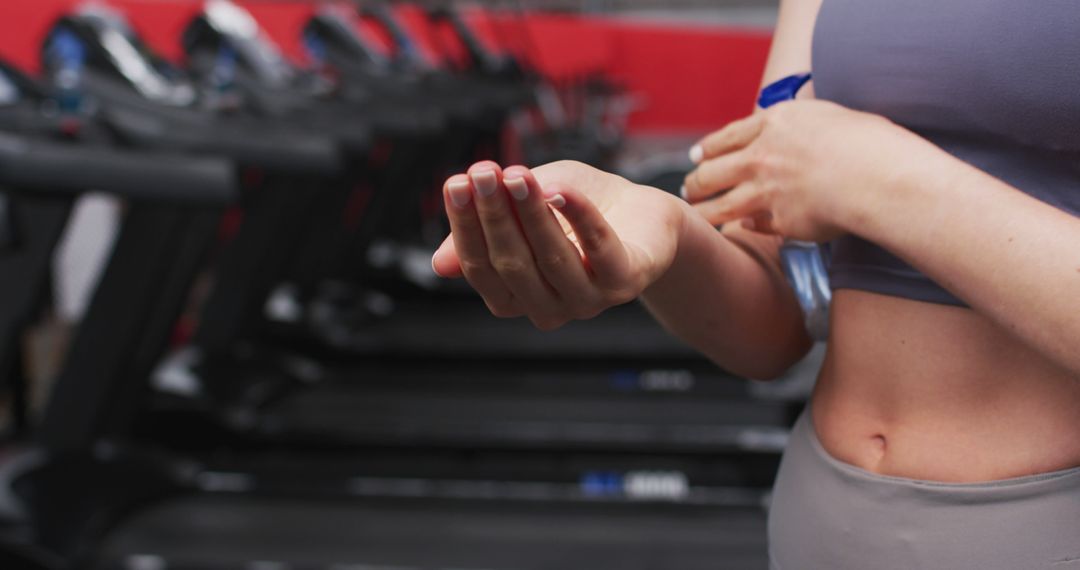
{"left": 267, "top": 388, "right": 792, "bottom": 452}
{"left": 95, "top": 495, "right": 769, "bottom": 570}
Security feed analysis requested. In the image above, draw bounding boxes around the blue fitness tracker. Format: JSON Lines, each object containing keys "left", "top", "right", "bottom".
{"left": 757, "top": 73, "right": 831, "bottom": 341}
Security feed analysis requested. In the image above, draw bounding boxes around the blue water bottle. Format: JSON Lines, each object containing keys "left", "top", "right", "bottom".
{"left": 46, "top": 28, "right": 87, "bottom": 118}
{"left": 757, "top": 73, "right": 831, "bottom": 341}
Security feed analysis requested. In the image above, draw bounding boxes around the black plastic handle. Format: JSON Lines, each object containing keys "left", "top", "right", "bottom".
{"left": 0, "top": 132, "right": 236, "bottom": 205}
{"left": 104, "top": 106, "right": 343, "bottom": 176}
{"left": 81, "top": 73, "right": 343, "bottom": 175}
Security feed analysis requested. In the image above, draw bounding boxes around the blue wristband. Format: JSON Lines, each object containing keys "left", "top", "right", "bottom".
{"left": 757, "top": 72, "right": 812, "bottom": 109}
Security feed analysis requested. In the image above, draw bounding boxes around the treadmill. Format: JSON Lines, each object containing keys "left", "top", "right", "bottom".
{"left": 94, "top": 496, "right": 768, "bottom": 570}
{"left": 0, "top": 54, "right": 236, "bottom": 564}
{"left": 175, "top": 0, "right": 469, "bottom": 351}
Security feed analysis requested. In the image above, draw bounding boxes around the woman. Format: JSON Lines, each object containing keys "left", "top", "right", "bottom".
{"left": 431, "top": 0, "right": 1080, "bottom": 566}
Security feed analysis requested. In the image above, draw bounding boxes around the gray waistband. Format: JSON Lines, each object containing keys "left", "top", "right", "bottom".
{"left": 767, "top": 408, "right": 1080, "bottom": 570}
{"left": 797, "top": 407, "right": 1080, "bottom": 495}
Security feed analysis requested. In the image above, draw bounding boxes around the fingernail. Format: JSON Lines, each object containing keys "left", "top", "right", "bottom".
{"left": 546, "top": 194, "right": 566, "bottom": 209}
{"left": 679, "top": 185, "right": 688, "bottom": 200}
{"left": 504, "top": 176, "right": 529, "bottom": 201}
{"left": 431, "top": 252, "right": 442, "bottom": 276}
{"left": 471, "top": 170, "right": 498, "bottom": 197}
{"left": 689, "top": 144, "right": 704, "bottom": 164}
{"left": 448, "top": 180, "right": 472, "bottom": 207}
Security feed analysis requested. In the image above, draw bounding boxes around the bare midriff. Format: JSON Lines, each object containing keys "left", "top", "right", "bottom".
{"left": 810, "top": 289, "right": 1080, "bottom": 483}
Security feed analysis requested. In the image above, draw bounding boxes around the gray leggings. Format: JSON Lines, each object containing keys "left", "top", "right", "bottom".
{"left": 768, "top": 408, "right": 1080, "bottom": 569}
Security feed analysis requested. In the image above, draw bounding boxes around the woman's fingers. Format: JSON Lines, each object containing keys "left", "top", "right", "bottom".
{"left": 431, "top": 234, "right": 463, "bottom": 278}
{"left": 689, "top": 113, "right": 765, "bottom": 164}
{"left": 682, "top": 147, "right": 755, "bottom": 203}
{"left": 692, "top": 182, "right": 766, "bottom": 226}
{"left": 440, "top": 160, "right": 636, "bottom": 327}
{"left": 542, "top": 184, "right": 631, "bottom": 292}
{"left": 442, "top": 173, "right": 520, "bottom": 316}
{"left": 467, "top": 162, "right": 559, "bottom": 315}
{"left": 501, "top": 166, "right": 593, "bottom": 302}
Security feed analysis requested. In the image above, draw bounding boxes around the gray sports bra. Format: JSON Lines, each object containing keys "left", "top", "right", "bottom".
{"left": 812, "top": 0, "right": 1080, "bottom": 306}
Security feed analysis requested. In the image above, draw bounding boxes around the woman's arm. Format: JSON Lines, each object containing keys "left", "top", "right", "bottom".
{"left": 680, "top": 95, "right": 1080, "bottom": 377}
{"left": 759, "top": 0, "right": 821, "bottom": 91}
{"left": 431, "top": 157, "right": 809, "bottom": 380}
{"left": 842, "top": 143, "right": 1080, "bottom": 376}
{"left": 640, "top": 0, "right": 823, "bottom": 379}
{"left": 641, "top": 203, "right": 810, "bottom": 379}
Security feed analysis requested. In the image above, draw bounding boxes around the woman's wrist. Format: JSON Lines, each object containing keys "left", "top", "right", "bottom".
{"left": 642, "top": 196, "right": 711, "bottom": 298}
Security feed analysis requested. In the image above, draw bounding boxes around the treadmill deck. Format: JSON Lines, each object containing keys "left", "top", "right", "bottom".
{"left": 96, "top": 495, "right": 769, "bottom": 570}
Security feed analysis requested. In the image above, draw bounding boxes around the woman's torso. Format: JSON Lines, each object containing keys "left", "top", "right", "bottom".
{"left": 808, "top": 0, "right": 1080, "bottom": 482}
{"left": 815, "top": 291, "right": 1080, "bottom": 482}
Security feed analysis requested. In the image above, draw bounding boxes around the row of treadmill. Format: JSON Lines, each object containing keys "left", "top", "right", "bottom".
{"left": 0, "top": 1, "right": 817, "bottom": 568}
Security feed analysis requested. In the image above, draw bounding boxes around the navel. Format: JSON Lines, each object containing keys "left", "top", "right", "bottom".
{"left": 870, "top": 433, "right": 887, "bottom": 462}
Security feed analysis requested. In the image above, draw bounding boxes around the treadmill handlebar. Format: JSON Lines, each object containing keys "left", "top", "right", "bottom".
{"left": 103, "top": 106, "right": 343, "bottom": 176}
{"left": 0, "top": 131, "right": 236, "bottom": 205}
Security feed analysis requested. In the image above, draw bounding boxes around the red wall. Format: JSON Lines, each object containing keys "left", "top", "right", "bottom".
{"left": 0, "top": 1, "right": 771, "bottom": 134}
{"left": 474, "top": 14, "right": 770, "bottom": 133}
{"left": 0, "top": 0, "right": 75, "bottom": 74}
{"left": 111, "top": 0, "right": 204, "bottom": 63}
{"left": 606, "top": 21, "right": 769, "bottom": 133}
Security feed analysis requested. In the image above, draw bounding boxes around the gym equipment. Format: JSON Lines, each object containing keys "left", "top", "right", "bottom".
{"left": 94, "top": 496, "right": 769, "bottom": 570}
{"left": 0, "top": 3, "right": 795, "bottom": 569}
{"left": 0, "top": 57, "right": 237, "bottom": 563}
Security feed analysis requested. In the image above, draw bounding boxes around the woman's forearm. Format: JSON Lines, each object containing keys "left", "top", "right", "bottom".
{"left": 641, "top": 203, "right": 812, "bottom": 379}
{"left": 842, "top": 144, "right": 1080, "bottom": 376}
{"left": 642, "top": 0, "right": 817, "bottom": 380}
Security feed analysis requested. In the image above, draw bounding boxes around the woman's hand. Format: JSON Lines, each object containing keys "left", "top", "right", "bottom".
{"left": 683, "top": 99, "right": 924, "bottom": 242}
{"left": 432, "top": 160, "right": 685, "bottom": 330}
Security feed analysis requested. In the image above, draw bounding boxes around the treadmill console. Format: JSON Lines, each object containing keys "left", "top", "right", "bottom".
{"left": 46, "top": 3, "right": 196, "bottom": 107}
{"left": 192, "top": 0, "right": 296, "bottom": 89}
{"left": 305, "top": 6, "right": 392, "bottom": 73}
